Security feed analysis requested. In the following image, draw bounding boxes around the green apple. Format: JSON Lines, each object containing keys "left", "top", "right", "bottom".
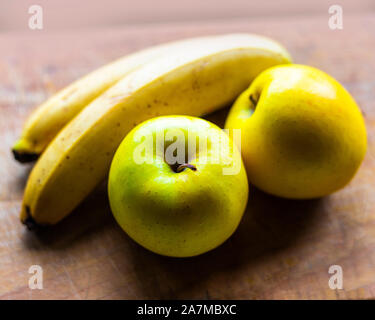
{"left": 108, "top": 116, "right": 248, "bottom": 257}
{"left": 225, "top": 64, "right": 367, "bottom": 199}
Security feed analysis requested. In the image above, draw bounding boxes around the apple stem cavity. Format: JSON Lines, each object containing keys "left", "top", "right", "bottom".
{"left": 176, "top": 163, "right": 197, "bottom": 173}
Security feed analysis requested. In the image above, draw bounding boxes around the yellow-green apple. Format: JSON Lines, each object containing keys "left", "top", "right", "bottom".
{"left": 108, "top": 116, "right": 248, "bottom": 257}
{"left": 225, "top": 64, "right": 367, "bottom": 199}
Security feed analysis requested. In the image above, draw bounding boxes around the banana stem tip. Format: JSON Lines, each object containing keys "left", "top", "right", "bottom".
{"left": 12, "top": 149, "right": 39, "bottom": 163}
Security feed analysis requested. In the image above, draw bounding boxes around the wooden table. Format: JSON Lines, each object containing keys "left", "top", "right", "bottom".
{"left": 1, "top": 13, "right": 375, "bottom": 299}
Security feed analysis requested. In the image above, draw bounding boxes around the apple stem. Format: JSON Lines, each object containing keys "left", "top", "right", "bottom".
{"left": 249, "top": 94, "right": 258, "bottom": 108}
{"left": 176, "top": 163, "right": 197, "bottom": 173}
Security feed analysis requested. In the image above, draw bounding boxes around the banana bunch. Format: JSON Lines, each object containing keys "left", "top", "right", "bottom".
{"left": 14, "top": 33, "right": 292, "bottom": 226}
{"left": 12, "top": 36, "right": 216, "bottom": 161}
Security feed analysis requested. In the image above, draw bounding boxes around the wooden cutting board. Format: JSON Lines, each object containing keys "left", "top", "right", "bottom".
{"left": 1, "top": 14, "right": 375, "bottom": 300}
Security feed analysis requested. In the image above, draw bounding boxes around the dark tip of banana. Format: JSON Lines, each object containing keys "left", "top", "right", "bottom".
{"left": 12, "top": 149, "right": 39, "bottom": 163}
{"left": 22, "top": 206, "right": 44, "bottom": 231}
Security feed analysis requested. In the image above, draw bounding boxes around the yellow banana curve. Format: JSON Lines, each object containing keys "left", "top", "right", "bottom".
{"left": 12, "top": 35, "right": 221, "bottom": 162}
{"left": 20, "top": 33, "right": 292, "bottom": 226}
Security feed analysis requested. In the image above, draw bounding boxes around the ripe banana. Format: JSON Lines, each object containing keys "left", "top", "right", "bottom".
{"left": 12, "top": 36, "right": 216, "bottom": 162}
{"left": 20, "top": 33, "right": 292, "bottom": 226}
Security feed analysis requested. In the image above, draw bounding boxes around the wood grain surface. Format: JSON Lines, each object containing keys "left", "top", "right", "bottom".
{"left": 0, "top": 13, "right": 375, "bottom": 299}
